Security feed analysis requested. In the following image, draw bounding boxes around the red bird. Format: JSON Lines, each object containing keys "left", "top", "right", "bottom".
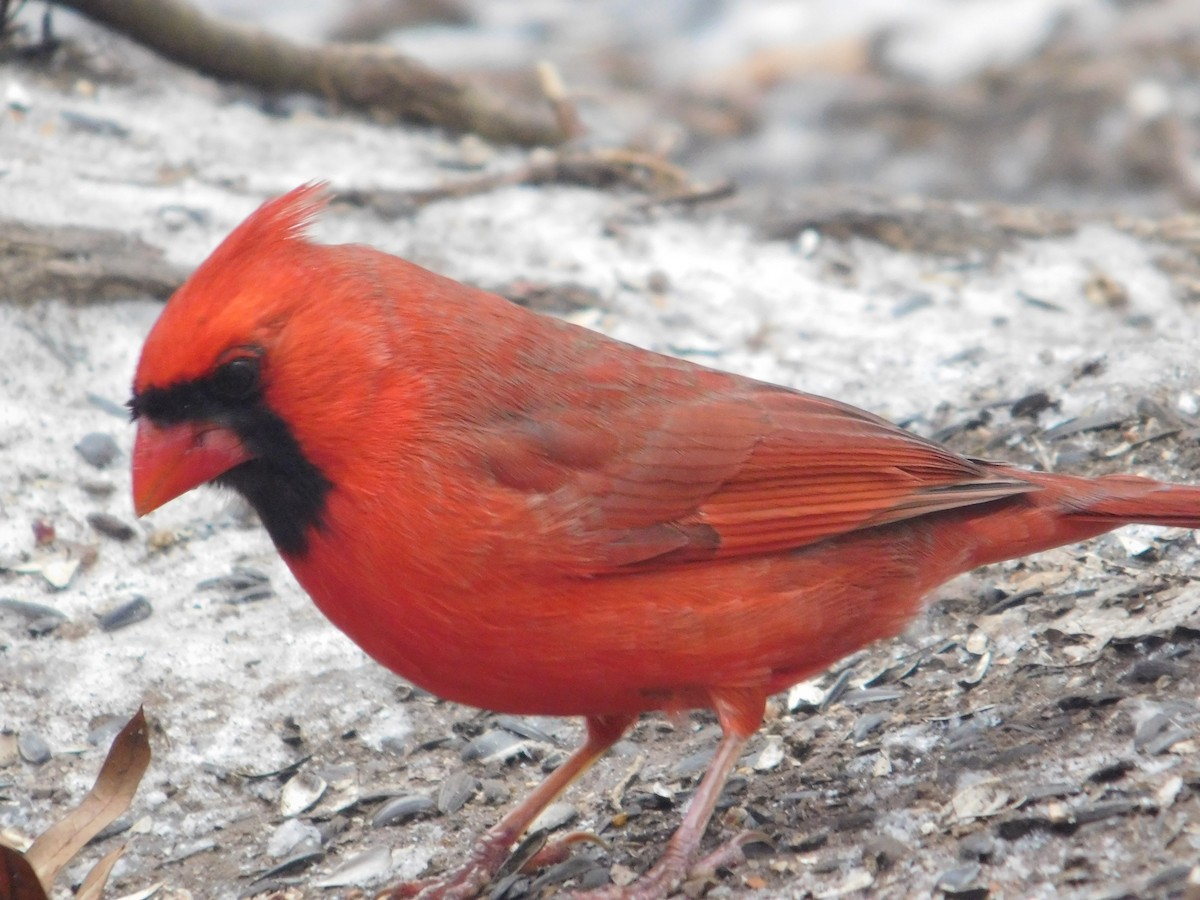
{"left": 130, "top": 185, "right": 1200, "bottom": 899}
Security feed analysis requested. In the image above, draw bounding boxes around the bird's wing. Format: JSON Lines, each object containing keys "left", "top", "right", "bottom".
{"left": 476, "top": 359, "right": 1034, "bottom": 574}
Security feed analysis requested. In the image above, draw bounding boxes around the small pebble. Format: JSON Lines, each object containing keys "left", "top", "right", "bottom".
{"left": 87, "top": 512, "right": 137, "bottom": 541}
{"left": 379, "top": 733, "right": 409, "bottom": 756}
{"left": 751, "top": 735, "right": 785, "bottom": 771}
{"left": 80, "top": 479, "right": 116, "bottom": 497}
{"left": 958, "top": 830, "right": 995, "bottom": 861}
{"left": 609, "top": 864, "right": 638, "bottom": 887}
{"left": 75, "top": 433, "right": 120, "bottom": 469}
{"left": 18, "top": 732, "right": 51, "bottom": 765}
{"left": 480, "top": 778, "right": 509, "bottom": 805}
{"left": 97, "top": 596, "right": 153, "bottom": 632}
{"left": 936, "top": 862, "right": 982, "bottom": 892}
{"left": 576, "top": 865, "right": 613, "bottom": 891}
{"left": 528, "top": 801, "right": 576, "bottom": 834}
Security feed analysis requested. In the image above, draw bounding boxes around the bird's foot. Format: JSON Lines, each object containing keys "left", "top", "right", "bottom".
{"left": 573, "top": 830, "right": 768, "bottom": 899}
{"left": 688, "top": 829, "right": 770, "bottom": 882}
{"left": 374, "top": 830, "right": 609, "bottom": 899}
{"left": 374, "top": 834, "right": 511, "bottom": 900}
{"left": 572, "top": 853, "right": 689, "bottom": 900}
{"left": 374, "top": 871, "right": 486, "bottom": 900}
{"left": 376, "top": 717, "right": 635, "bottom": 900}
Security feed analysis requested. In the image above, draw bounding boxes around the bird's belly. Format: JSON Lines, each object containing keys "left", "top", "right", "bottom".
{"left": 287, "top": 531, "right": 946, "bottom": 718}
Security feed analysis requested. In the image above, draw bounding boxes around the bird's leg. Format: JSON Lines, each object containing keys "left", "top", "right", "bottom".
{"left": 378, "top": 712, "right": 634, "bottom": 900}
{"left": 599, "top": 730, "right": 750, "bottom": 899}
{"left": 579, "top": 688, "right": 764, "bottom": 899}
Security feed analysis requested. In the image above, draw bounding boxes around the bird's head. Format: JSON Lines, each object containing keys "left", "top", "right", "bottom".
{"left": 128, "top": 183, "right": 351, "bottom": 555}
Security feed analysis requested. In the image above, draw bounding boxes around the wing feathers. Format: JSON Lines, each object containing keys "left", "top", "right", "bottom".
{"left": 476, "top": 347, "right": 1037, "bottom": 575}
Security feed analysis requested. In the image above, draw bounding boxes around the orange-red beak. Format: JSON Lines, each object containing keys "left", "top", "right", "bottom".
{"left": 132, "top": 420, "right": 252, "bottom": 516}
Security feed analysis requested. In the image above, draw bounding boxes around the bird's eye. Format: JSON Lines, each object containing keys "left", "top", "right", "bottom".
{"left": 212, "top": 356, "right": 261, "bottom": 402}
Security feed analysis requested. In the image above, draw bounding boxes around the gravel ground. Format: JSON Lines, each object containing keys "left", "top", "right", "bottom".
{"left": 2, "top": 3, "right": 1199, "bottom": 898}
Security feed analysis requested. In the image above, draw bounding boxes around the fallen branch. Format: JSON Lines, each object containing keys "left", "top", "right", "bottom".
{"left": 0, "top": 220, "right": 185, "bottom": 304}
{"left": 54, "top": 0, "right": 567, "bottom": 147}
{"left": 339, "top": 147, "right": 735, "bottom": 218}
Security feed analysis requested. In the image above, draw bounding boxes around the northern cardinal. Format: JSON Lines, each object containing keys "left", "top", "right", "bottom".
{"left": 130, "top": 185, "right": 1200, "bottom": 899}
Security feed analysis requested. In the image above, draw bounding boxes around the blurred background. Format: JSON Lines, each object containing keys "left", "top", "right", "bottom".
{"left": 193, "top": 0, "right": 1200, "bottom": 217}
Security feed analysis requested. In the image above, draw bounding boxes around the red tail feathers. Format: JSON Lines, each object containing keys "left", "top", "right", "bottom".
{"left": 1030, "top": 470, "right": 1200, "bottom": 528}
{"left": 955, "top": 467, "right": 1200, "bottom": 570}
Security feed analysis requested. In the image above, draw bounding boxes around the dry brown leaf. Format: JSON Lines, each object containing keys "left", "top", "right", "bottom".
{"left": 0, "top": 843, "right": 50, "bottom": 900}
{"left": 25, "top": 707, "right": 151, "bottom": 888}
{"left": 75, "top": 843, "right": 127, "bottom": 900}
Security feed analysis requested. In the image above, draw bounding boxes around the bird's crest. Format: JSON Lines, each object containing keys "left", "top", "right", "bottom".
{"left": 133, "top": 183, "right": 332, "bottom": 392}
{"left": 203, "top": 182, "right": 329, "bottom": 270}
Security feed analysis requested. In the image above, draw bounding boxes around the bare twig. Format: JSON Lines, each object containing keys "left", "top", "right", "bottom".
{"left": 54, "top": 0, "right": 567, "bottom": 146}
{"left": 341, "top": 147, "right": 734, "bottom": 218}
{"left": 0, "top": 220, "right": 185, "bottom": 304}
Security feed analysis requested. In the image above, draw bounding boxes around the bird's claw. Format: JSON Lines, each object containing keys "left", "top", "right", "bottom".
{"left": 688, "top": 829, "right": 772, "bottom": 880}
{"left": 517, "top": 829, "right": 610, "bottom": 873}
{"left": 374, "top": 868, "right": 489, "bottom": 900}
{"left": 374, "top": 881, "right": 429, "bottom": 900}
{"left": 374, "top": 840, "right": 510, "bottom": 900}
{"left": 573, "top": 829, "right": 771, "bottom": 899}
